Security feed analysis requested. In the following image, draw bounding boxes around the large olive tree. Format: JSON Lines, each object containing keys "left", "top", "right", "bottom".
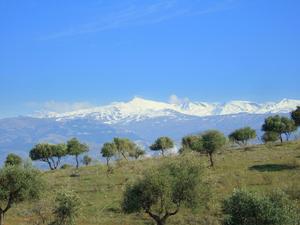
{"left": 262, "top": 115, "right": 297, "bottom": 142}
{"left": 122, "top": 158, "right": 207, "bottom": 225}
{"left": 0, "top": 166, "right": 43, "bottom": 225}
{"left": 30, "top": 143, "right": 67, "bottom": 170}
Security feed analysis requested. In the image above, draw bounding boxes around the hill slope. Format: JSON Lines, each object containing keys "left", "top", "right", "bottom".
{"left": 6, "top": 141, "right": 300, "bottom": 225}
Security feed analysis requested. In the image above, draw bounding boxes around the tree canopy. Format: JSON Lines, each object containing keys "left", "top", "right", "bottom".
{"left": 0, "top": 165, "right": 44, "bottom": 225}
{"left": 201, "top": 130, "right": 226, "bottom": 167}
{"left": 150, "top": 137, "right": 174, "bottom": 156}
{"left": 113, "top": 138, "right": 137, "bottom": 160}
{"left": 291, "top": 106, "right": 300, "bottom": 127}
{"left": 262, "top": 115, "right": 297, "bottom": 142}
{"left": 30, "top": 143, "right": 68, "bottom": 170}
{"left": 180, "top": 135, "right": 203, "bottom": 153}
{"left": 101, "top": 142, "right": 117, "bottom": 167}
{"left": 67, "top": 138, "right": 89, "bottom": 169}
{"left": 122, "top": 157, "right": 207, "bottom": 225}
{"left": 229, "top": 127, "right": 256, "bottom": 146}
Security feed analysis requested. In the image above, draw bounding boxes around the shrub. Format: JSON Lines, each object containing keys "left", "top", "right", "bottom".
{"left": 222, "top": 189, "right": 299, "bottom": 225}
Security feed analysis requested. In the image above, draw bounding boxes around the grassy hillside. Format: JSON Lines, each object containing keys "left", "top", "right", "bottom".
{"left": 6, "top": 141, "right": 300, "bottom": 225}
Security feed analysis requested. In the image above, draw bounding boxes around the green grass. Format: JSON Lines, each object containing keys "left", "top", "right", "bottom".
{"left": 6, "top": 141, "right": 300, "bottom": 225}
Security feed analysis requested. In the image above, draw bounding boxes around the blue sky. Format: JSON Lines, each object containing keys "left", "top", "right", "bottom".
{"left": 0, "top": 0, "right": 299, "bottom": 117}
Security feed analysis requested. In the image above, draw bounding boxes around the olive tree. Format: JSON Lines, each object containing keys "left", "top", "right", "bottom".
{"left": 229, "top": 127, "right": 256, "bottom": 146}
{"left": 262, "top": 115, "right": 297, "bottom": 143}
{"left": 129, "top": 146, "right": 145, "bottom": 159}
{"left": 30, "top": 143, "right": 68, "bottom": 170}
{"left": 0, "top": 166, "right": 43, "bottom": 225}
{"left": 179, "top": 135, "right": 202, "bottom": 154}
{"left": 291, "top": 106, "right": 300, "bottom": 127}
{"left": 101, "top": 142, "right": 116, "bottom": 169}
{"left": 201, "top": 130, "right": 226, "bottom": 167}
{"left": 67, "top": 138, "right": 89, "bottom": 169}
{"left": 222, "top": 189, "right": 299, "bottom": 225}
{"left": 122, "top": 158, "right": 207, "bottom": 225}
{"left": 113, "top": 138, "right": 136, "bottom": 160}
{"left": 4, "top": 153, "right": 22, "bottom": 167}
{"left": 150, "top": 137, "right": 174, "bottom": 156}
{"left": 262, "top": 131, "right": 280, "bottom": 143}
{"left": 50, "top": 190, "right": 81, "bottom": 225}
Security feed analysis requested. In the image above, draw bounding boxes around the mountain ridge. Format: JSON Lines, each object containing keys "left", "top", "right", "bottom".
{"left": 37, "top": 97, "right": 300, "bottom": 124}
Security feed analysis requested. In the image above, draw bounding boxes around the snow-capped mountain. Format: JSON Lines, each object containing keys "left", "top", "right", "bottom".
{"left": 0, "top": 97, "right": 299, "bottom": 164}
{"left": 40, "top": 97, "right": 300, "bottom": 124}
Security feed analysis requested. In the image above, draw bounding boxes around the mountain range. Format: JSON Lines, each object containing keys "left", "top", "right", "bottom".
{"left": 0, "top": 97, "right": 299, "bottom": 164}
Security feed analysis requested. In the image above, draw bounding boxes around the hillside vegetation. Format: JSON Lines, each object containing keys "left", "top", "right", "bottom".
{"left": 5, "top": 141, "right": 300, "bottom": 225}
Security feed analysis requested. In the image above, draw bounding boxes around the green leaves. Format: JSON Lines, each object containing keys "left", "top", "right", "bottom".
{"left": 229, "top": 127, "right": 256, "bottom": 146}
{"left": 223, "top": 189, "right": 299, "bottom": 225}
{"left": 262, "top": 115, "right": 297, "bottom": 142}
{"left": 51, "top": 190, "right": 81, "bottom": 225}
{"left": 291, "top": 106, "right": 300, "bottom": 126}
{"left": 30, "top": 143, "right": 68, "bottom": 170}
{"left": 122, "top": 157, "right": 206, "bottom": 225}
{"left": 67, "top": 138, "right": 89, "bottom": 156}
{"left": 4, "top": 153, "right": 22, "bottom": 167}
{"left": 150, "top": 137, "right": 174, "bottom": 156}
{"left": 0, "top": 165, "right": 44, "bottom": 212}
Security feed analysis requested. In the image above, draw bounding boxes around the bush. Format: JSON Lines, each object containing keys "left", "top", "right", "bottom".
{"left": 222, "top": 189, "right": 299, "bottom": 225}
{"left": 50, "top": 190, "right": 81, "bottom": 225}
{"left": 4, "top": 153, "right": 22, "bottom": 167}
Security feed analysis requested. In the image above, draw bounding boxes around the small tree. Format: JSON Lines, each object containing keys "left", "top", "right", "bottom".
{"left": 113, "top": 138, "right": 136, "bottom": 160}
{"left": 150, "top": 137, "right": 174, "bottom": 156}
{"left": 129, "top": 146, "right": 145, "bottom": 159}
{"left": 262, "top": 131, "right": 280, "bottom": 143}
{"left": 0, "top": 166, "right": 43, "bottom": 225}
{"left": 67, "top": 138, "right": 89, "bottom": 169}
{"left": 201, "top": 130, "right": 226, "bottom": 167}
{"left": 50, "top": 190, "right": 81, "bottom": 225}
{"left": 4, "top": 153, "right": 22, "bottom": 167}
{"left": 101, "top": 142, "right": 116, "bottom": 169}
{"left": 262, "top": 115, "right": 297, "bottom": 143}
{"left": 30, "top": 143, "right": 68, "bottom": 170}
{"left": 122, "top": 158, "right": 206, "bottom": 225}
{"left": 291, "top": 106, "right": 300, "bottom": 127}
{"left": 180, "top": 135, "right": 203, "bottom": 154}
{"left": 82, "top": 155, "right": 92, "bottom": 166}
{"left": 222, "top": 189, "right": 299, "bottom": 225}
{"left": 229, "top": 127, "right": 256, "bottom": 146}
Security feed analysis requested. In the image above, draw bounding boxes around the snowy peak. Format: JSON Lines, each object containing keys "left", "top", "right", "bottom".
{"left": 40, "top": 97, "right": 300, "bottom": 124}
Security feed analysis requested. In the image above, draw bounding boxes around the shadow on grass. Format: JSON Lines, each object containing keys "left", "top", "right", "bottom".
{"left": 249, "top": 164, "right": 299, "bottom": 172}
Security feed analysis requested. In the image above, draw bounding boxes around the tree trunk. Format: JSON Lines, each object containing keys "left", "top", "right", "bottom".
{"left": 280, "top": 134, "right": 283, "bottom": 143}
{"left": 161, "top": 150, "right": 165, "bottom": 157}
{"left": 209, "top": 153, "right": 214, "bottom": 167}
{"left": 0, "top": 211, "right": 4, "bottom": 225}
{"left": 75, "top": 155, "right": 79, "bottom": 169}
